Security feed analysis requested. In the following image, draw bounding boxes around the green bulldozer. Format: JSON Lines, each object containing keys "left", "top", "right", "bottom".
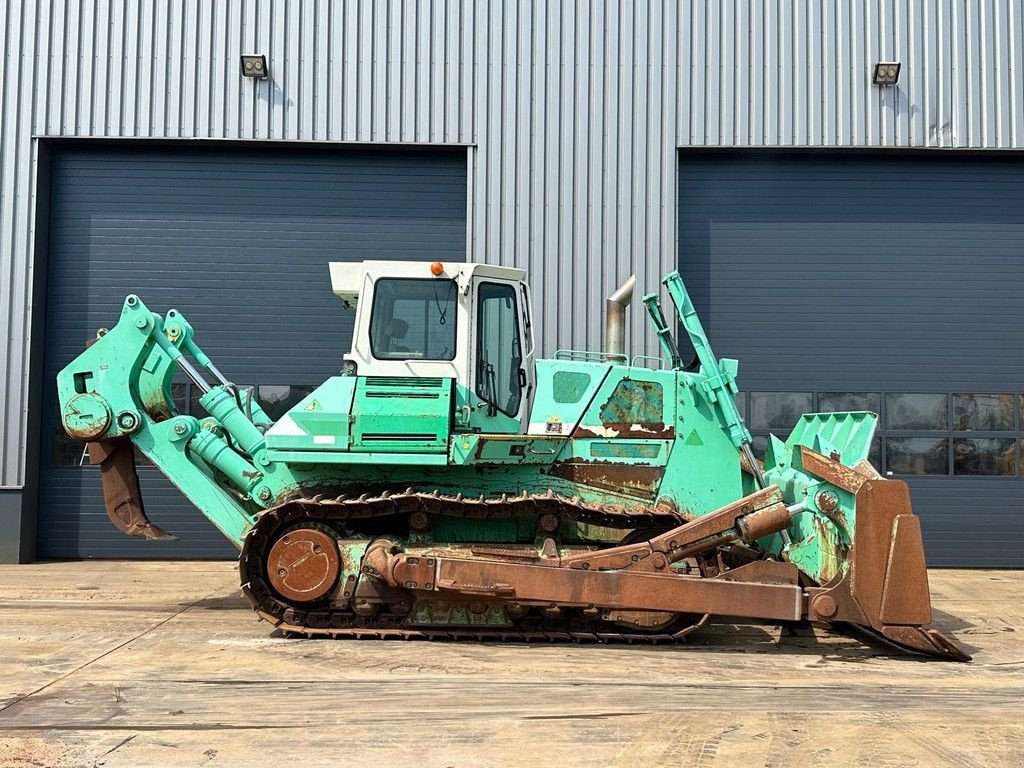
{"left": 57, "top": 260, "right": 969, "bottom": 660}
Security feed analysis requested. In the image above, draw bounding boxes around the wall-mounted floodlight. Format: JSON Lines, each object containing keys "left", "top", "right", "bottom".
{"left": 240, "top": 54, "right": 268, "bottom": 80}
{"left": 872, "top": 61, "right": 901, "bottom": 86}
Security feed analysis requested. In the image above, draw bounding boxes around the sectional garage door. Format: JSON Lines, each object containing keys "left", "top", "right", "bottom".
{"left": 38, "top": 143, "right": 466, "bottom": 558}
{"left": 679, "top": 151, "right": 1024, "bottom": 567}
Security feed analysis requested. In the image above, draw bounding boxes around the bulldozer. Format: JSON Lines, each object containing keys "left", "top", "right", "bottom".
{"left": 57, "top": 260, "right": 969, "bottom": 660}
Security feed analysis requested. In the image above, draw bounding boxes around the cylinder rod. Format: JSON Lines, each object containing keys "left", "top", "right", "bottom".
{"left": 175, "top": 357, "right": 212, "bottom": 394}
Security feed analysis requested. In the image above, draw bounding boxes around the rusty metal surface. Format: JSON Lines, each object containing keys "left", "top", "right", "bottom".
{"left": 409, "top": 555, "right": 804, "bottom": 621}
{"left": 799, "top": 445, "right": 874, "bottom": 493}
{"left": 714, "top": 559, "right": 799, "bottom": 586}
{"left": 879, "top": 626, "right": 972, "bottom": 662}
{"left": 734, "top": 503, "right": 793, "bottom": 542}
{"left": 87, "top": 439, "right": 174, "bottom": 540}
{"left": 804, "top": 477, "right": 970, "bottom": 661}
{"left": 266, "top": 528, "right": 341, "bottom": 603}
{"left": 558, "top": 486, "right": 787, "bottom": 571}
{"left": 879, "top": 515, "right": 932, "bottom": 626}
{"left": 547, "top": 459, "right": 663, "bottom": 499}
{"left": 235, "top": 487, "right": 969, "bottom": 660}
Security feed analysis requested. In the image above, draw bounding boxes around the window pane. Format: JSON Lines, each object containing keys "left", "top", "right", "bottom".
{"left": 749, "top": 433, "right": 790, "bottom": 462}
{"left": 750, "top": 392, "right": 812, "bottom": 430}
{"left": 52, "top": 430, "right": 87, "bottom": 466}
{"left": 869, "top": 436, "right": 881, "bottom": 469}
{"left": 750, "top": 435, "right": 770, "bottom": 461}
{"left": 886, "top": 437, "right": 949, "bottom": 475}
{"left": 734, "top": 392, "right": 748, "bottom": 420}
{"left": 476, "top": 283, "right": 523, "bottom": 416}
{"left": 170, "top": 382, "right": 188, "bottom": 414}
{"left": 884, "top": 393, "right": 948, "bottom": 430}
{"left": 190, "top": 386, "right": 205, "bottom": 417}
{"left": 817, "top": 392, "right": 881, "bottom": 414}
{"left": 953, "top": 438, "right": 1016, "bottom": 476}
{"left": 134, "top": 446, "right": 154, "bottom": 466}
{"left": 370, "top": 278, "right": 457, "bottom": 361}
{"left": 953, "top": 394, "right": 1014, "bottom": 431}
{"left": 257, "top": 385, "right": 316, "bottom": 422}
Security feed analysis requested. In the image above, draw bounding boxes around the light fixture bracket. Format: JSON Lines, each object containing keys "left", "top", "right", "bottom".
{"left": 240, "top": 54, "right": 268, "bottom": 80}
{"left": 872, "top": 61, "right": 901, "bottom": 86}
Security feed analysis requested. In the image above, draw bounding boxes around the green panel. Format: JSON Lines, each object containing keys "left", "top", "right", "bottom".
{"left": 529, "top": 360, "right": 612, "bottom": 436}
{"left": 264, "top": 449, "right": 450, "bottom": 465}
{"left": 351, "top": 376, "right": 452, "bottom": 453}
{"left": 576, "top": 367, "right": 676, "bottom": 438}
{"left": 264, "top": 377, "right": 356, "bottom": 452}
{"left": 450, "top": 434, "right": 566, "bottom": 465}
{"left": 591, "top": 442, "right": 661, "bottom": 459}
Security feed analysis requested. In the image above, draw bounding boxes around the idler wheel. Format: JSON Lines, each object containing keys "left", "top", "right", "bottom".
{"left": 266, "top": 528, "right": 341, "bottom": 603}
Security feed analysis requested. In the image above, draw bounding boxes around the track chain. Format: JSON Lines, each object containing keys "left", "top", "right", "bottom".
{"left": 239, "top": 489, "right": 707, "bottom": 643}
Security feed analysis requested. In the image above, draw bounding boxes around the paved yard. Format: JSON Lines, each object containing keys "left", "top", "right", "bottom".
{"left": 0, "top": 562, "right": 1020, "bottom": 767}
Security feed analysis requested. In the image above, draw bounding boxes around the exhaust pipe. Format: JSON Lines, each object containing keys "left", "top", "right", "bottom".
{"left": 605, "top": 275, "right": 636, "bottom": 360}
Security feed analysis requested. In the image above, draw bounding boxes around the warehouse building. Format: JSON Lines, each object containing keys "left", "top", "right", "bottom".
{"left": 1, "top": 2, "right": 1022, "bottom": 565}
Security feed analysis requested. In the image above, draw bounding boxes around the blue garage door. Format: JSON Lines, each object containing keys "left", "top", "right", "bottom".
{"left": 680, "top": 151, "right": 1024, "bottom": 567}
{"left": 39, "top": 144, "right": 466, "bottom": 558}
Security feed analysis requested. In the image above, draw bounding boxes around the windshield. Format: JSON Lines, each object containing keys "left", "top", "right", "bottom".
{"left": 369, "top": 278, "right": 457, "bottom": 360}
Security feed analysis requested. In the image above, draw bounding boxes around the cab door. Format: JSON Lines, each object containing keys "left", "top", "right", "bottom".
{"left": 468, "top": 278, "right": 533, "bottom": 433}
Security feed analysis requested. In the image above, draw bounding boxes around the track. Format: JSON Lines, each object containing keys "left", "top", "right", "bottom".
{"left": 238, "top": 489, "right": 711, "bottom": 643}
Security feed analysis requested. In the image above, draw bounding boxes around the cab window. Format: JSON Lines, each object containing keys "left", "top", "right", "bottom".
{"left": 476, "top": 282, "right": 522, "bottom": 416}
{"left": 369, "top": 278, "right": 457, "bottom": 360}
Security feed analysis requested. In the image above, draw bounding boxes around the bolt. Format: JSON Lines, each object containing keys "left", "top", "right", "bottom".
{"left": 116, "top": 412, "right": 138, "bottom": 431}
{"left": 816, "top": 491, "right": 840, "bottom": 513}
{"left": 258, "top": 487, "right": 273, "bottom": 502}
{"left": 313, "top": 544, "right": 322, "bottom": 554}
{"left": 812, "top": 594, "right": 839, "bottom": 619}
{"left": 277, "top": 568, "right": 287, "bottom": 577}
{"left": 651, "top": 553, "right": 668, "bottom": 569}
{"left": 172, "top": 422, "right": 188, "bottom": 435}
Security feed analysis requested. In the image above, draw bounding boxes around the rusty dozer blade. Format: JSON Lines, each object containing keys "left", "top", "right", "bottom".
{"left": 806, "top": 477, "right": 970, "bottom": 661}
{"left": 361, "top": 481, "right": 969, "bottom": 660}
{"left": 88, "top": 438, "right": 175, "bottom": 541}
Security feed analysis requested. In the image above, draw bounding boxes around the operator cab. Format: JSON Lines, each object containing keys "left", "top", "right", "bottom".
{"left": 331, "top": 260, "right": 536, "bottom": 433}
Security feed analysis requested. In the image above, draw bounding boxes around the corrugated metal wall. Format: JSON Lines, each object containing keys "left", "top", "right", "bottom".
{"left": 2, "top": 0, "right": 1023, "bottom": 487}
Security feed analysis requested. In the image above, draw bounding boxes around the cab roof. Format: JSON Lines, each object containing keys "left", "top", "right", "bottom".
{"left": 330, "top": 260, "right": 527, "bottom": 308}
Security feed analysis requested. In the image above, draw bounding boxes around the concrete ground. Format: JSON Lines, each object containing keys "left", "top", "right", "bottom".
{"left": 0, "top": 563, "right": 1020, "bottom": 768}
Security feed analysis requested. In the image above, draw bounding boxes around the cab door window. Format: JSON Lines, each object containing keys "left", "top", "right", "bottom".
{"left": 476, "top": 283, "right": 523, "bottom": 416}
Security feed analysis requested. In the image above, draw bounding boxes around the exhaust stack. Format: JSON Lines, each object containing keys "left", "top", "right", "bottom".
{"left": 605, "top": 275, "right": 636, "bottom": 360}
